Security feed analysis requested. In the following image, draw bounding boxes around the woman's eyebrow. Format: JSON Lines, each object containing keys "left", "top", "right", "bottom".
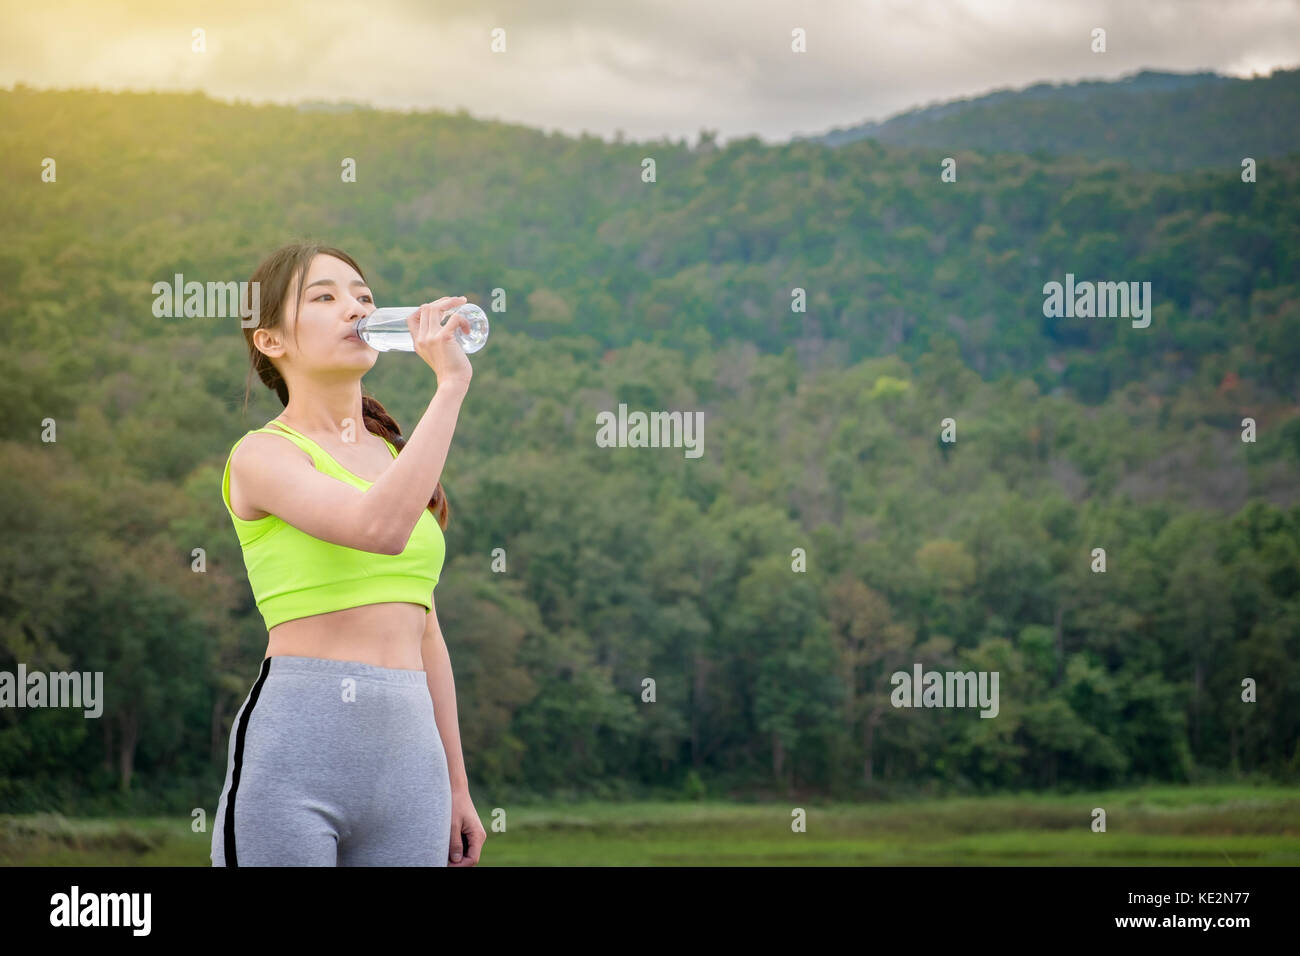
{"left": 304, "top": 278, "right": 370, "bottom": 290}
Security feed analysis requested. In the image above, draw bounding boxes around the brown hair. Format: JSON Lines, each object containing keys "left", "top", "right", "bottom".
{"left": 239, "top": 242, "right": 449, "bottom": 530}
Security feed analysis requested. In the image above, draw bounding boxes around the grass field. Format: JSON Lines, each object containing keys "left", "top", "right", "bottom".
{"left": 2, "top": 785, "right": 1298, "bottom": 865}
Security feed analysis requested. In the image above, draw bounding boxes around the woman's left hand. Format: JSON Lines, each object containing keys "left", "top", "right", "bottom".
{"left": 449, "top": 789, "right": 486, "bottom": 866}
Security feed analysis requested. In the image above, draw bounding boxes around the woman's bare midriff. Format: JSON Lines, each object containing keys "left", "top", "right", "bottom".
{"left": 266, "top": 603, "right": 428, "bottom": 670}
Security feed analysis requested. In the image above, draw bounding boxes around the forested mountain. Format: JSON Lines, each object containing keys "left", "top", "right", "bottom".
{"left": 806, "top": 69, "right": 1300, "bottom": 171}
{"left": 1, "top": 86, "right": 1297, "bottom": 810}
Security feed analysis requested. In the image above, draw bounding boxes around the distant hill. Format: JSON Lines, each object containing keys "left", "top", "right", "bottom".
{"left": 1, "top": 86, "right": 1296, "bottom": 406}
{"left": 1, "top": 88, "right": 1299, "bottom": 806}
{"left": 803, "top": 68, "right": 1300, "bottom": 170}
{"left": 294, "top": 100, "right": 366, "bottom": 112}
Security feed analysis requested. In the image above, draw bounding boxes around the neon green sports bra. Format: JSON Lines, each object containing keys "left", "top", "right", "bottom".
{"left": 221, "top": 419, "right": 445, "bottom": 631}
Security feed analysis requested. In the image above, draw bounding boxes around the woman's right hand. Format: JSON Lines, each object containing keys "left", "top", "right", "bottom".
{"left": 407, "top": 296, "right": 473, "bottom": 392}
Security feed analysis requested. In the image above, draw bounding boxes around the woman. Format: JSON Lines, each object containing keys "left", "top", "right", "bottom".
{"left": 210, "top": 242, "right": 486, "bottom": 866}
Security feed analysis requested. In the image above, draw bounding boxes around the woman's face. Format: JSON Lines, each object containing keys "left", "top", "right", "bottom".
{"left": 268, "top": 253, "right": 378, "bottom": 371}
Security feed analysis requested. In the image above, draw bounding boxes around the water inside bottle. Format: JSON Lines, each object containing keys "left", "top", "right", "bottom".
{"left": 453, "top": 305, "right": 489, "bottom": 353}
{"left": 356, "top": 304, "right": 489, "bottom": 353}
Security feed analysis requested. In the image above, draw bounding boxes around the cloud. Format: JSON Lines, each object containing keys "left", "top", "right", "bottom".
{"left": 3, "top": 0, "right": 1297, "bottom": 143}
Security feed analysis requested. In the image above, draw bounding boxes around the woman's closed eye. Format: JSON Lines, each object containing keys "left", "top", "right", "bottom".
{"left": 315, "top": 293, "right": 373, "bottom": 303}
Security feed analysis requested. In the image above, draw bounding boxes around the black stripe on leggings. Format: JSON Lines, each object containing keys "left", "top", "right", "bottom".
{"left": 224, "top": 656, "right": 273, "bottom": 867}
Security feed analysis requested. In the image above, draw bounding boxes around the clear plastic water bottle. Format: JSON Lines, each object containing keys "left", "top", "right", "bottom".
{"left": 355, "top": 303, "right": 489, "bottom": 353}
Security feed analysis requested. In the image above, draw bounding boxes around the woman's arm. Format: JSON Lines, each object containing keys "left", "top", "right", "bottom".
{"left": 366, "top": 381, "right": 469, "bottom": 553}
{"left": 421, "top": 594, "right": 468, "bottom": 792}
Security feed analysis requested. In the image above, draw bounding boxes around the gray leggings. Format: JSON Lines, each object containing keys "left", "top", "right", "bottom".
{"left": 211, "top": 655, "right": 452, "bottom": 866}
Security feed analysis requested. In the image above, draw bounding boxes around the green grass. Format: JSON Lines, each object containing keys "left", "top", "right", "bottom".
{"left": 3, "top": 784, "right": 1298, "bottom": 865}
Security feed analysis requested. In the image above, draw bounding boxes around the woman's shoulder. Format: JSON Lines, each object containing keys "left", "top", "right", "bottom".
{"left": 227, "top": 428, "right": 316, "bottom": 503}
{"left": 232, "top": 427, "right": 316, "bottom": 471}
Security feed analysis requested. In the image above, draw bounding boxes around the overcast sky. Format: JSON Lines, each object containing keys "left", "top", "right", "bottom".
{"left": 3, "top": 0, "right": 1298, "bottom": 144}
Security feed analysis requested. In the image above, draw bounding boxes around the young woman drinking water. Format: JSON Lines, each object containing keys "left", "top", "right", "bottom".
{"left": 210, "top": 242, "right": 485, "bottom": 866}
